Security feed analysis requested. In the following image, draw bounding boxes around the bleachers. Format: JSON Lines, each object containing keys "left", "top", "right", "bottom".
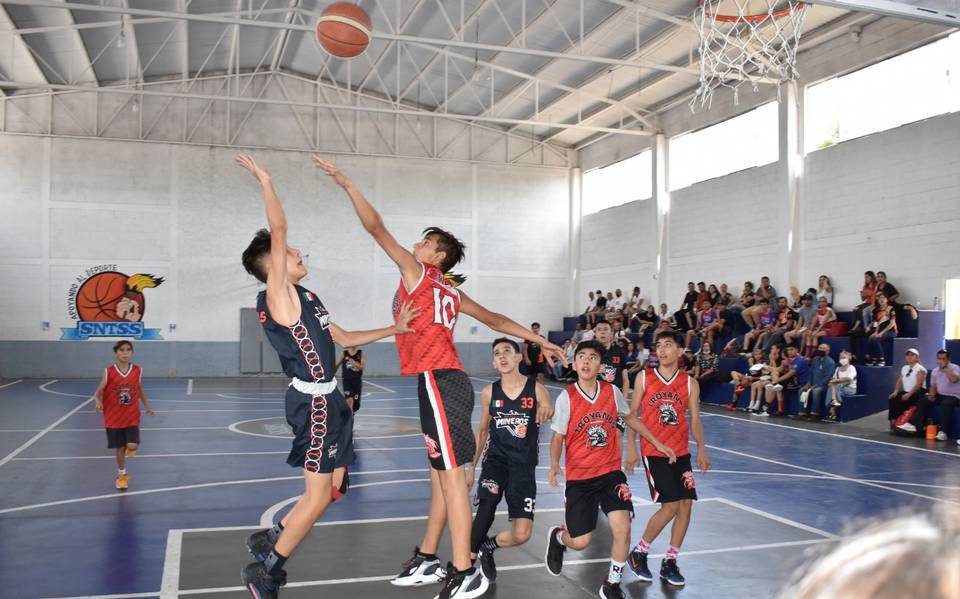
{"left": 549, "top": 308, "right": 947, "bottom": 425}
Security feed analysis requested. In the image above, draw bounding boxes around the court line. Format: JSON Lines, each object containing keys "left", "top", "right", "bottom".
{"left": 0, "top": 378, "right": 24, "bottom": 390}
{"left": 701, "top": 469, "right": 960, "bottom": 491}
{"left": 702, "top": 410, "right": 960, "bottom": 458}
{"left": 215, "top": 393, "right": 285, "bottom": 400}
{"left": 709, "top": 497, "right": 837, "bottom": 539}
{"left": 148, "top": 399, "right": 285, "bottom": 404}
{"left": 77, "top": 409, "right": 280, "bottom": 413}
{"left": 259, "top": 478, "right": 432, "bottom": 526}
{"left": 363, "top": 380, "right": 397, "bottom": 393}
{"left": 0, "top": 381, "right": 93, "bottom": 468}
{"left": 0, "top": 468, "right": 435, "bottom": 515}
{"left": 705, "top": 444, "right": 960, "bottom": 505}
{"left": 160, "top": 530, "right": 182, "bottom": 599}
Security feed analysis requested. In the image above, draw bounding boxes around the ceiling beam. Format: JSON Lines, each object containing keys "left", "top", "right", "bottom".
{"left": 0, "top": 5, "right": 49, "bottom": 87}
{"left": 806, "top": 0, "right": 959, "bottom": 27}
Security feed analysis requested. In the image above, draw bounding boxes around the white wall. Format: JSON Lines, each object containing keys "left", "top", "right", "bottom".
{"left": 0, "top": 135, "right": 572, "bottom": 353}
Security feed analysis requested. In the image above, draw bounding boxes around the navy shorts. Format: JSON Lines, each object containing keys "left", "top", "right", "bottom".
{"left": 285, "top": 385, "right": 355, "bottom": 474}
{"left": 476, "top": 457, "right": 537, "bottom": 520}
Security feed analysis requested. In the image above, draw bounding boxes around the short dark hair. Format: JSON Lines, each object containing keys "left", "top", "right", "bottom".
{"left": 697, "top": 281, "right": 706, "bottom": 286}
{"left": 762, "top": 276, "right": 770, "bottom": 281}
{"left": 531, "top": 322, "right": 540, "bottom": 328}
{"left": 242, "top": 228, "right": 272, "bottom": 283}
{"left": 575, "top": 339, "right": 604, "bottom": 357}
{"left": 760, "top": 297, "right": 770, "bottom": 304}
{"left": 687, "top": 281, "right": 695, "bottom": 286}
{"left": 594, "top": 320, "right": 612, "bottom": 330}
{"left": 654, "top": 329, "right": 685, "bottom": 348}
{"left": 938, "top": 349, "right": 950, "bottom": 359}
{"left": 422, "top": 226, "right": 466, "bottom": 272}
{"left": 877, "top": 271, "right": 887, "bottom": 277}
{"left": 492, "top": 337, "right": 520, "bottom": 353}
{"left": 113, "top": 340, "right": 133, "bottom": 352}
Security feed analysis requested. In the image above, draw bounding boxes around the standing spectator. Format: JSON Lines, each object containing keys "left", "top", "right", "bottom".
{"left": 571, "top": 321, "right": 585, "bottom": 345}
{"left": 785, "top": 294, "right": 816, "bottom": 348}
{"left": 742, "top": 298, "right": 775, "bottom": 354}
{"left": 902, "top": 350, "right": 959, "bottom": 444}
{"left": 760, "top": 297, "right": 797, "bottom": 354}
{"left": 825, "top": 351, "right": 857, "bottom": 422}
{"left": 887, "top": 349, "right": 926, "bottom": 431}
{"left": 718, "top": 283, "right": 734, "bottom": 306}
{"left": 742, "top": 276, "right": 777, "bottom": 329}
{"left": 800, "top": 343, "right": 836, "bottom": 420}
{"left": 524, "top": 323, "right": 546, "bottom": 384}
{"left": 816, "top": 275, "right": 833, "bottom": 306}
{"left": 864, "top": 293, "right": 898, "bottom": 366}
{"left": 851, "top": 271, "right": 878, "bottom": 332}
{"left": 675, "top": 282, "right": 699, "bottom": 331}
{"left": 727, "top": 348, "right": 765, "bottom": 410}
{"left": 693, "top": 341, "right": 720, "bottom": 387}
{"left": 802, "top": 297, "right": 836, "bottom": 357}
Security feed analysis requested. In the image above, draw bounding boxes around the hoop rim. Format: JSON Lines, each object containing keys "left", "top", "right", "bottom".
{"left": 696, "top": 1, "right": 806, "bottom": 23}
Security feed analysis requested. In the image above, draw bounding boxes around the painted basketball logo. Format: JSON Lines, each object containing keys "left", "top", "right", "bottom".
{"left": 63, "top": 265, "right": 165, "bottom": 340}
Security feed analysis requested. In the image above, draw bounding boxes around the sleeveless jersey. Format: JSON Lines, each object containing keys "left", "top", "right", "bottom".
{"left": 102, "top": 364, "right": 143, "bottom": 429}
{"left": 394, "top": 263, "right": 464, "bottom": 375}
{"left": 600, "top": 344, "right": 626, "bottom": 386}
{"left": 485, "top": 378, "right": 540, "bottom": 465}
{"left": 758, "top": 310, "right": 776, "bottom": 328}
{"left": 559, "top": 381, "right": 626, "bottom": 481}
{"left": 257, "top": 284, "right": 336, "bottom": 383}
{"left": 341, "top": 349, "right": 363, "bottom": 382}
{"left": 639, "top": 368, "right": 691, "bottom": 458}
{"left": 700, "top": 309, "right": 716, "bottom": 326}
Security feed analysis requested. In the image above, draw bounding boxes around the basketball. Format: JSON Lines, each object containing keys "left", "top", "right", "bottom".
{"left": 316, "top": 2, "right": 372, "bottom": 58}
{"left": 76, "top": 271, "right": 129, "bottom": 321}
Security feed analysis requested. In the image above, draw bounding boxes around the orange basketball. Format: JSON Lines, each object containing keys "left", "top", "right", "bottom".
{"left": 76, "top": 272, "right": 129, "bottom": 321}
{"left": 316, "top": 2, "right": 371, "bottom": 58}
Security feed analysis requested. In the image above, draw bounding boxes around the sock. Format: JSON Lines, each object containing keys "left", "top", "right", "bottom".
{"left": 267, "top": 522, "right": 283, "bottom": 543}
{"left": 607, "top": 560, "right": 625, "bottom": 584}
{"left": 417, "top": 548, "right": 437, "bottom": 561}
{"left": 118, "top": 469, "right": 126, "bottom": 475}
{"left": 634, "top": 538, "right": 650, "bottom": 554}
{"left": 555, "top": 529, "right": 566, "bottom": 546}
{"left": 481, "top": 537, "right": 498, "bottom": 553}
{"left": 666, "top": 545, "right": 680, "bottom": 560}
{"left": 264, "top": 550, "right": 288, "bottom": 578}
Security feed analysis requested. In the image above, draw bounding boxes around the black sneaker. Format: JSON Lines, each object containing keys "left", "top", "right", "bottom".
{"left": 545, "top": 526, "right": 567, "bottom": 576}
{"left": 391, "top": 546, "right": 445, "bottom": 587}
{"left": 659, "top": 558, "right": 685, "bottom": 587}
{"left": 245, "top": 529, "right": 274, "bottom": 563}
{"left": 627, "top": 548, "right": 652, "bottom": 582}
{"left": 599, "top": 579, "right": 625, "bottom": 599}
{"left": 435, "top": 564, "right": 489, "bottom": 599}
{"left": 241, "top": 562, "right": 285, "bottom": 599}
{"left": 477, "top": 537, "right": 497, "bottom": 582}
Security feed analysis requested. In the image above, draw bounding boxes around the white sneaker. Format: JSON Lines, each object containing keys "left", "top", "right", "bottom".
{"left": 896, "top": 422, "right": 917, "bottom": 433}
{"left": 770, "top": 384, "right": 783, "bottom": 391}
{"left": 392, "top": 549, "right": 445, "bottom": 587}
{"left": 433, "top": 566, "right": 489, "bottom": 599}
{"left": 936, "top": 431, "right": 948, "bottom": 441}
{"left": 758, "top": 410, "right": 770, "bottom": 417}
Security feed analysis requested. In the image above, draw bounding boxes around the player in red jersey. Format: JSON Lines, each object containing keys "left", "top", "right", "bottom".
{"left": 624, "top": 329, "right": 710, "bottom": 588}
{"left": 544, "top": 340, "right": 675, "bottom": 599}
{"left": 91, "top": 340, "right": 156, "bottom": 491}
{"left": 313, "top": 156, "right": 564, "bottom": 599}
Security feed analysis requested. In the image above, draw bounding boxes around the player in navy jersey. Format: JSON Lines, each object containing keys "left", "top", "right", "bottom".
{"left": 237, "top": 154, "right": 417, "bottom": 599}
{"left": 466, "top": 338, "right": 553, "bottom": 586}
{"left": 335, "top": 347, "right": 364, "bottom": 411}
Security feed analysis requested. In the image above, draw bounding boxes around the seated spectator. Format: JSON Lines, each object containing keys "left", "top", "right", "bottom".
{"left": 571, "top": 321, "right": 585, "bottom": 345}
{"left": 612, "top": 319, "right": 628, "bottom": 341}
{"left": 694, "top": 341, "right": 720, "bottom": 387}
{"left": 800, "top": 343, "right": 836, "bottom": 420}
{"left": 877, "top": 270, "right": 919, "bottom": 320}
{"left": 657, "top": 303, "right": 675, "bottom": 328}
{"left": 864, "top": 293, "right": 898, "bottom": 366}
{"left": 727, "top": 348, "right": 766, "bottom": 410}
{"left": 580, "top": 322, "right": 595, "bottom": 342}
{"left": 645, "top": 344, "right": 660, "bottom": 370}
{"left": 593, "top": 289, "right": 608, "bottom": 323}
{"left": 742, "top": 298, "right": 775, "bottom": 354}
{"left": 759, "top": 297, "right": 797, "bottom": 354}
{"left": 611, "top": 288, "right": 626, "bottom": 314}
{"left": 675, "top": 282, "right": 699, "bottom": 331}
{"left": 887, "top": 348, "right": 926, "bottom": 432}
{"left": 560, "top": 339, "right": 577, "bottom": 381}
{"left": 742, "top": 276, "right": 777, "bottom": 329}
{"left": 707, "top": 284, "right": 721, "bottom": 307}
{"left": 624, "top": 340, "right": 639, "bottom": 369}
{"left": 765, "top": 345, "right": 808, "bottom": 417}
{"left": 825, "top": 351, "right": 857, "bottom": 422}
{"left": 685, "top": 302, "right": 719, "bottom": 349}
{"left": 627, "top": 286, "right": 644, "bottom": 314}
{"left": 802, "top": 297, "right": 836, "bottom": 357}
{"left": 584, "top": 290, "right": 599, "bottom": 326}
{"left": 727, "top": 280, "right": 756, "bottom": 324}
{"left": 851, "top": 271, "right": 878, "bottom": 332}
{"left": 719, "top": 283, "right": 734, "bottom": 306}
{"left": 603, "top": 291, "right": 622, "bottom": 326}
{"left": 695, "top": 282, "right": 710, "bottom": 311}
{"left": 901, "top": 350, "right": 959, "bottom": 444}
{"left": 816, "top": 274, "right": 833, "bottom": 306}
{"left": 750, "top": 344, "right": 783, "bottom": 416}
{"left": 682, "top": 348, "right": 697, "bottom": 376}
{"left": 631, "top": 304, "right": 658, "bottom": 335}
{"left": 789, "top": 286, "right": 803, "bottom": 309}
{"left": 553, "top": 339, "right": 574, "bottom": 381}
{"left": 785, "top": 294, "right": 816, "bottom": 348}
{"left": 524, "top": 322, "right": 546, "bottom": 384}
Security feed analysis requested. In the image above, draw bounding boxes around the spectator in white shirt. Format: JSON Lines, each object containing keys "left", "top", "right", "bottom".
{"left": 887, "top": 349, "right": 926, "bottom": 432}
{"left": 825, "top": 351, "right": 857, "bottom": 422}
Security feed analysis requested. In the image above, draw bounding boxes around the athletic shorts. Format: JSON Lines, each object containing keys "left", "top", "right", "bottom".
{"left": 418, "top": 368, "right": 476, "bottom": 470}
{"left": 106, "top": 426, "right": 139, "bottom": 449}
{"left": 564, "top": 470, "right": 634, "bottom": 537}
{"left": 343, "top": 378, "right": 362, "bottom": 410}
{"left": 285, "top": 385, "right": 355, "bottom": 474}
{"left": 476, "top": 457, "right": 537, "bottom": 520}
{"left": 642, "top": 454, "right": 698, "bottom": 503}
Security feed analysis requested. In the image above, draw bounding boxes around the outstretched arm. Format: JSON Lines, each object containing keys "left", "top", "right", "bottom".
{"left": 458, "top": 291, "right": 566, "bottom": 367}
{"left": 688, "top": 378, "right": 711, "bottom": 472}
{"left": 312, "top": 156, "right": 421, "bottom": 289}
{"left": 236, "top": 154, "right": 298, "bottom": 325}
{"left": 329, "top": 302, "right": 419, "bottom": 348}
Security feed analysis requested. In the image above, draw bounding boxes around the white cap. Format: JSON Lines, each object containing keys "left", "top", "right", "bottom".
{"left": 905, "top": 348, "right": 920, "bottom": 356}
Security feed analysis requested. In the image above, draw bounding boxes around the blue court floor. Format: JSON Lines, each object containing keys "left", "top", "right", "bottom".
{"left": 1, "top": 376, "right": 958, "bottom": 599}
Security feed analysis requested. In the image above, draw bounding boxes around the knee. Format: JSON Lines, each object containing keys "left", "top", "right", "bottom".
{"left": 126, "top": 442, "right": 138, "bottom": 450}
{"left": 512, "top": 523, "right": 532, "bottom": 545}
{"left": 566, "top": 533, "right": 591, "bottom": 551}
{"left": 659, "top": 502, "right": 681, "bottom": 518}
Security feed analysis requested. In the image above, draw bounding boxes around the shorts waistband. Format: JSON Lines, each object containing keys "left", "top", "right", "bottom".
{"left": 290, "top": 377, "right": 338, "bottom": 396}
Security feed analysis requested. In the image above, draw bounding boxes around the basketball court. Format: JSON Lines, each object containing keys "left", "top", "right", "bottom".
{"left": 1, "top": 1, "right": 959, "bottom": 598}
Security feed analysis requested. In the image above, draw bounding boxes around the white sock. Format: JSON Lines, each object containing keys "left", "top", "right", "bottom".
{"left": 555, "top": 530, "right": 565, "bottom": 546}
{"left": 118, "top": 469, "right": 126, "bottom": 475}
{"left": 608, "top": 560, "right": 625, "bottom": 583}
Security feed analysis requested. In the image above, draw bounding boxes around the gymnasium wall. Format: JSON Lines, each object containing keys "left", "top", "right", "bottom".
{"left": 0, "top": 134, "right": 573, "bottom": 377}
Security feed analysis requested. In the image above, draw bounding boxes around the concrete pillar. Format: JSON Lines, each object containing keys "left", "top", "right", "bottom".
{"left": 777, "top": 82, "right": 802, "bottom": 294}
{"left": 652, "top": 132, "right": 670, "bottom": 307}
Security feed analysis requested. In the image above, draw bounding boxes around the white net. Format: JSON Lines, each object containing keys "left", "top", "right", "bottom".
{"left": 691, "top": 0, "right": 808, "bottom": 111}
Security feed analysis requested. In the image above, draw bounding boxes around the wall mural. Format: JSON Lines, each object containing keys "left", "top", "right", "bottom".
{"left": 62, "top": 265, "right": 165, "bottom": 340}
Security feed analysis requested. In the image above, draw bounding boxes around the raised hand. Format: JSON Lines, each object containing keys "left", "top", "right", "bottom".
{"left": 395, "top": 301, "right": 419, "bottom": 334}
{"left": 235, "top": 153, "right": 271, "bottom": 182}
{"left": 311, "top": 155, "right": 350, "bottom": 187}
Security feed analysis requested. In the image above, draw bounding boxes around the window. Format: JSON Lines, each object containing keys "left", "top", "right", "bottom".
{"left": 582, "top": 150, "right": 652, "bottom": 215}
{"left": 668, "top": 102, "right": 778, "bottom": 191}
{"left": 805, "top": 31, "right": 960, "bottom": 154}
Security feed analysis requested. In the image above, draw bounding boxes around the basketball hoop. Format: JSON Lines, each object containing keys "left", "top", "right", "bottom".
{"left": 691, "top": 0, "right": 808, "bottom": 110}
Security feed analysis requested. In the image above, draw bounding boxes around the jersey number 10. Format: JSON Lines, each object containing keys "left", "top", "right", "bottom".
{"left": 433, "top": 288, "right": 457, "bottom": 330}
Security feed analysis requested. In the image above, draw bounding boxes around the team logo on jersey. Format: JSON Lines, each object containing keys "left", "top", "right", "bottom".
{"left": 587, "top": 424, "right": 608, "bottom": 447}
{"left": 682, "top": 471, "right": 696, "bottom": 490}
{"left": 493, "top": 411, "right": 530, "bottom": 438}
{"left": 424, "top": 434, "right": 442, "bottom": 459}
{"left": 313, "top": 305, "right": 330, "bottom": 330}
{"left": 600, "top": 364, "right": 617, "bottom": 383}
{"left": 118, "top": 390, "right": 132, "bottom": 406}
{"left": 615, "top": 483, "right": 632, "bottom": 502}
{"left": 327, "top": 442, "right": 338, "bottom": 459}
{"left": 62, "top": 265, "right": 165, "bottom": 340}
{"left": 658, "top": 404, "right": 680, "bottom": 426}
{"left": 479, "top": 479, "right": 500, "bottom": 495}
